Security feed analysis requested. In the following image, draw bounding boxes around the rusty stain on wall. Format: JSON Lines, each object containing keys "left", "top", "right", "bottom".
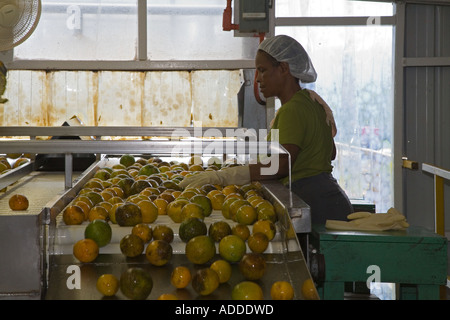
{"left": 0, "top": 70, "right": 240, "bottom": 133}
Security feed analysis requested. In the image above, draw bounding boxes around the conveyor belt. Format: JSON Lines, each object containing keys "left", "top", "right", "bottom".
{"left": 0, "top": 171, "right": 74, "bottom": 216}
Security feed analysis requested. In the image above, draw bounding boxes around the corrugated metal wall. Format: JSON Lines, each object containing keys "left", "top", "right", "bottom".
{"left": 403, "top": 4, "right": 450, "bottom": 231}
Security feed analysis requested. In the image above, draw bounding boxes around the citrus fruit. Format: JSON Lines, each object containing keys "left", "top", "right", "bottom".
{"left": 235, "top": 204, "right": 257, "bottom": 225}
{"left": 120, "top": 267, "right": 153, "bottom": 300}
{"left": 96, "top": 274, "right": 119, "bottom": 296}
{"left": 152, "top": 224, "right": 174, "bottom": 243}
{"left": 131, "top": 223, "right": 152, "bottom": 243}
{"left": 247, "top": 232, "right": 269, "bottom": 253}
{"left": 84, "top": 219, "right": 112, "bottom": 247}
{"left": 189, "top": 194, "right": 212, "bottom": 217}
{"left": 158, "top": 191, "right": 175, "bottom": 203}
{"left": 199, "top": 183, "right": 217, "bottom": 195}
{"left": 120, "top": 154, "right": 136, "bottom": 167}
{"left": 192, "top": 268, "right": 220, "bottom": 296}
{"left": 170, "top": 266, "right": 192, "bottom": 289}
{"left": 219, "top": 235, "right": 246, "bottom": 263}
{"left": 74, "top": 200, "right": 91, "bottom": 220}
{"left": 222, "top": 185, "right": 239, "bottom": 196}
{"left": 88, "top": 205, "right": 109, "bottom": 221}
{"left": 302, "top": 279, "right": 319, "bottom": 300}
{"left": 137, "top": 199, "right": 158, "bottom": 223}
{"left": 210, "top": 259, "right": 232, "bottom": 284}
{"left": 231, "top": 224, "right": 250, "bottom": 241}
{"left": 239, "top": 253, "right": 266, "bottom": 280}
{"left": 181, "top": 202, "right": 204, "bottom": 220}
{"left": 271, "top": 281, "right": 294, "bottom": 300}
{"left": 229, "top": 199, "right": 250, "bottom": 221}
{"left": 84, "top": 191, "right": 104, "bottom": 206}
{"left": 115, "top": 202, "right": 142, "bottom": 226}
{"left": 257, "top": 206, "right": 277, "bottom": 223}
{"left": 221, "top": 197, "right": 239, "bottom": 219}
{"left": 166, "top": 198, "right": 189, "bottom": 223}
{"left": 73, "top": 238, "right": 99, "bottom": 263}
{"left": 63, "top": 205, "right": 85, "bottom": 225}
{"left": 178, "top": 217, "right": 207, "bottom": 242}
{"left": 157, "top": 293, "right": 178, "bottom": 300}
{"left": 231, "top": 281, "right": 264, "bottom": 300}
{"left": 153, "top": 198, "right": 168, "bottom": 215}
{"left": 94, "top": 169, "right": 111, "bottom": 181}
{"left": 8, "top": 194, "right": 29, "bottom": 210}
{"left": 252, "top": 219, "right": 276, "bottom": 241}
{"left": 130, "top": 180, "right": 152, "bottom": 196}
{"left": 145, "top": 239, "right": 173, "bottom": 266}
{"left": 208, "top": 221, "right": 232, "bottom": 242}
{"left": 117, "top": 177, "right": 135, "bottom": 198}
{"left": 138, "top": 163, "right": 160, "bottom": 176}
{"left": 108, "top": 202, "right": 122, "bottom": 224}
{"left": 120, "top": 234, "right": 144, "bottom": 258}
{"left": 185, "top": 235, "right": 216, "bottom": 265}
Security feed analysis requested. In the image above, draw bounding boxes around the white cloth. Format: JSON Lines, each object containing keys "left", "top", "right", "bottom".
{"left": 325, "top": 207, "right": 410, "bottom": 232}
{"left": 178, "top": 165, "right": 251, "bottom": 189}
{"left": 258, "top": 35, "right": 317, "bottom": 83}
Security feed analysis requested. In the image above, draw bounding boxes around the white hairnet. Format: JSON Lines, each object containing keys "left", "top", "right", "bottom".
{"left": 258, "top": 35, "right": 317, "bottom": 83}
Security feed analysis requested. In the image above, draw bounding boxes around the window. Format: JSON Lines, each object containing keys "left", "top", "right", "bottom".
{"left": 276, "top": 1, "right": 395, "bottom": 212}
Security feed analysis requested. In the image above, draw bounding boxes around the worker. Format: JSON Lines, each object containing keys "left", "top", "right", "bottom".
{"left": 179, "top": 35, "right": 353, "bottom": 225}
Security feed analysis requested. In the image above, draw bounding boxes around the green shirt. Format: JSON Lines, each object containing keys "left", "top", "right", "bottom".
{"left": 268, "top": 89, "right": 334, "bottom": 185}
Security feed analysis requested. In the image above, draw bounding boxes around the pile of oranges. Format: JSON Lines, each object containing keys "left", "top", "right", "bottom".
{"left": 63, "top": 154, "right": 318, "bottom": 300}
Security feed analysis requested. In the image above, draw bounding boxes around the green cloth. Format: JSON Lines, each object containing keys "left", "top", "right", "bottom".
{"left": 268, "top": 89, "right": 334, "bottom": 185}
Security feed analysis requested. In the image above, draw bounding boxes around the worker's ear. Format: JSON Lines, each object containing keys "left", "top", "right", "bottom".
{"left": 279, "top": 62, "right": 291, "bottom": 75}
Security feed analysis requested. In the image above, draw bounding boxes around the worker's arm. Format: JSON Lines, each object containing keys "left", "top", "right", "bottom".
{"left": 249, "top": 143, "right": 299, "bottom": 181}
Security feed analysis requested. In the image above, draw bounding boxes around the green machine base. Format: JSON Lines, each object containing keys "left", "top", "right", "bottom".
{"left": 310, "top": 224, "right": 448, "bottom": 300}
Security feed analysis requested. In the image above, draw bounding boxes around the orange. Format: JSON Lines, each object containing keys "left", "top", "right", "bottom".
{"left": 218, "top": 235, "right": 246, "bottom": 263}
{"left": 231, "top": 281, "right": 264, "bottom": 300}
{"left": 158, "top": 192, "right": 175, "bottom": 204}
{"left": 257, "top": 207, "right": 277, "bottom": 223}
{"left": 120, "top": 234, "right": 144, "bottom": 258}
{"left": 248, "top": 196, "right": 265, "bottom": 208}
{"left": 181, "top": 202, "right": 204, "bottom": 221}
{"left": 189, "top": 164, "right": 204, "bottom": 172}
{"left": 210, "top": 259, "right": 232, "bottom": 284}
{"left": 85, "top": 219, "right": 112, "bottom": 247}
{"left": 170, "top": 266, "right": 192, "bottom": 289}
{"left": 152, "top": 224, "right": 174, "bottom": 243}
{"left": 96, "top": 274, "right": 119, "bottom": 296}
{"left": 222, "top": 185, "right": 239, "bottom": 196}
{"left": 166, "top": 198, "right": 189, "bottom": 223}
{"left": 231, "top": 224, "right": 250, "bottom": 241}
{"left": 74, "top": 200, "right": 91, "bottom": 220}
{"left": 108, "top": 202, "right": 122, "bottom": 224}
{"left": 185, "top": 235, "right": 216, "bottom": 265}
{"left": 107, "top": 196, "right": 123, "bottom": 205}
{"left": 302, "top": 279, "right": 319, "bottom": 300}
{"left": 137, "top": 199, "right": 158, "bottom": 223}
{"left": 100, "top": 190, "right": 114, "bottom": 202}
{"left": 271, "top": 281, "right": 294, "bottom": 300}
{"left": 189, "top": 194, "right": 212, "bottom": 217}
{"left": 192, "top": 268, "right": 220, "bottom": 296}
{"left": 208, "top": 221, "right": 232, "bottom": 242}
{"left": 235, "top": 204, "right": 257, "bottom": 225}
{"left": 221, "top": 197, "right": 239, "bottom": 219}
{"left": 247, "top": 232, "right": 269, "bottom": 253}
{"left": 157, "top": 293, "right": 178, "bottom": 300}
{"left": 224, "top": 192, "right": 244, "bottom": 201}
{"left": 132, "top": 223, "right": 152, "bottom": 243}
{"left": 88, "top": 205, "right": 109, "bottom": 222}
{"left": 255, "top": 199, "right": 275, "bottom": 215}
{"left": 97, "top": 201, "right": 113, "bottom": 212}
{"left": 206, "top": 189, "right": 221, "bottom": 200}
{"left": 111, "top": 186, "right": 124, "bottom": 198}
{"left": 252, "top": 219, "right": 276, "bottom": 241}
{"left": 153, "top": 198, "right": 168, "bottom": 215}
{"left": 8, "top": 194, "right": 29, "bottom": 210}
{"left": 73, "top": 238, "right": 99, "bottom": 263}
{"left": 239, "top": 253, "right": 266, "bottom": 280}
{"left": 63, "top": 205, "right": 85, "bottom": 225}
{"left": 229, "top": 199, "right": 250, "bottom": 221}
{"left": 145, "top": 239, "right": 173, "bottom": 266}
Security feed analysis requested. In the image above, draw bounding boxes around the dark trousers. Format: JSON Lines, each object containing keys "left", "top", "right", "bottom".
{"left": 291, "top": 172, "right": 354, "bottom": 225}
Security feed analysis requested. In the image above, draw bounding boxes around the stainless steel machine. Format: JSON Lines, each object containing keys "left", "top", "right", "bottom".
{"left": 0, "top": 126, "right": 314, "bottom": 300}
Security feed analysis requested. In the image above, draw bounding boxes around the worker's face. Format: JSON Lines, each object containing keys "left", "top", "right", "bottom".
{"left": 255, "top": 50, "right": 284, "bottom": 99}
